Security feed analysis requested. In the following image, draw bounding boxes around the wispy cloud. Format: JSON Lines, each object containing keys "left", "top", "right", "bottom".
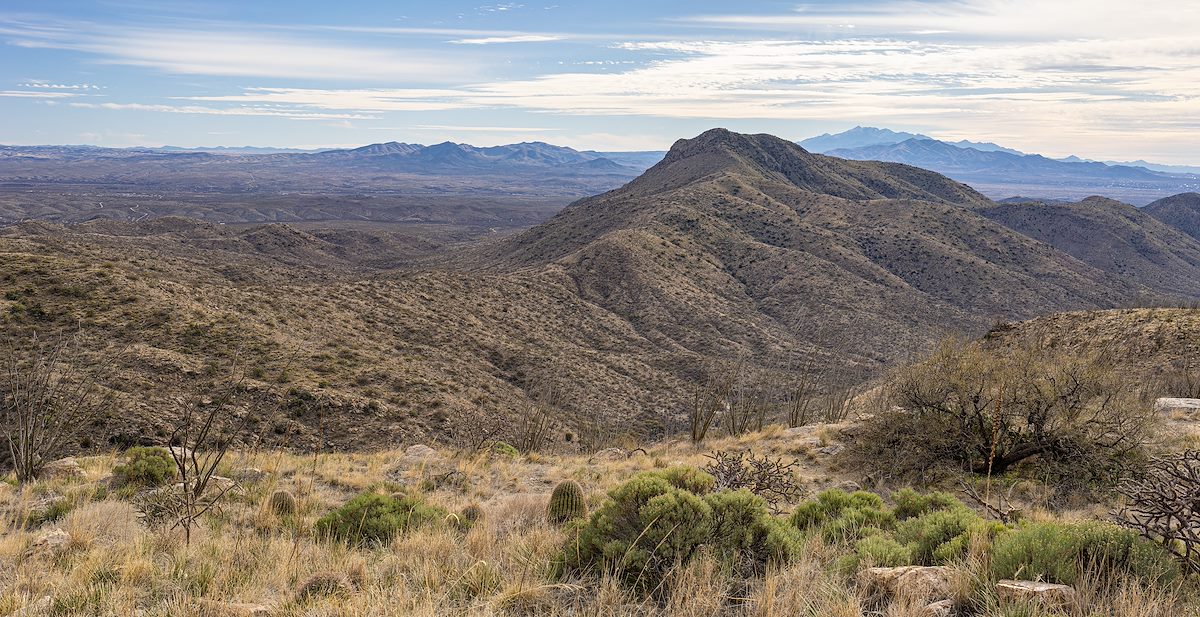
{"left": 20, "top": 82, "right": 102, "bottom": 90}
{"left": 1, "top": 18, "right": 476, "bottom": 81}
{"left": 449, "top": 34, "right": 563, "bottom": 44}
{"left": 412, "top": 124, "right": 558, "bottom": 132}
{"left": 181, "top": 88, "right": 470, "bottom": 112}
{"left": 68, "top": 102, "right": 378, "bottom": 120}
{"left": 0, "top": 90, "right": 80, "bottom": 98}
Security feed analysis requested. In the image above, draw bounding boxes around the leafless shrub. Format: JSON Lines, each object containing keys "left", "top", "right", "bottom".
{"left": 689, "top": 360, "right": 740, "bottom": 445}
{"left": 846, "top": 338, "right": 1158, "bottom": 490}
{"left": 514, "top": 382, "right": 557, "bottom": 454}
{"left": 1, "top": 333, "right": 117, "bottom": 484}
{"left": 161, "top": 362, "right": 283, "bottom": 543}
{"left": 454, "top": 410, "right": 512, "bottom": 454}
{"left": 724, "top": 367, "right": 772, "bottom": 437}
{"left": 959, "top": 480, "right": 1022, "bottom": 524}
{"left": 703, "top": 450, "right": 803, "bottom": 512}
{"left": 1114, "top": 450, "right": 1200, "bottom": 576}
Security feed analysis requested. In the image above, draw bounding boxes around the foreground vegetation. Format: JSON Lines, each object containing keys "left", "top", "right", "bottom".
{"left": 2, "top": 427, "right": 1198, "bottom": 616}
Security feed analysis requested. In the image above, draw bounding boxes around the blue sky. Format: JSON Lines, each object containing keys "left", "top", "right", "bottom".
{"left": 2, "top": 1, "right": 1198, "bottom": 163}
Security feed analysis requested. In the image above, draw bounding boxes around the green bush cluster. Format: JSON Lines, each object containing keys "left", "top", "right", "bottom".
{"left": 112, "top": 447, "right": 177, "bottom": 487}
{"left": 564, "top": 467, "right": 802, "bottom": 590}
{"left": 315, "top": 491, "right": 447, "bottom": 546}
{"left": 991, "top": 520, "right": 1180, "bottom": 586}
{"left": 791, "top": 488, "right": 1004, "bottom": 570}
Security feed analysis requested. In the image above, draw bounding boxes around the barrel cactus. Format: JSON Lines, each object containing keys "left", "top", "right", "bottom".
{"left": 547, "top": 480, "right": 588, "bottom": 524}
{"left": 461, "top": 503, "right": 485, "bottom": 525}
{"left": 269, "top": 489, "right": 298, "bottom": 516}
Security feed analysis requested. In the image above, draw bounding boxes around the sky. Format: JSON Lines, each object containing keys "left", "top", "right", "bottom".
{"left": 1, "top": 0, "right": 1198, "bottom": 163}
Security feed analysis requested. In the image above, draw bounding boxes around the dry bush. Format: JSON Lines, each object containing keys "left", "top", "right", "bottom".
{"left": 1115, "top": 449, "right": 1200, "bottom": 576}
{"left": 1, "top": 334, "right": 115, "bottom": 484}
{"left": 847, "top": 338, "right": 1158, "bottom": 491}
{"left": 703, "top": 450, "right": 803, "bottom": 513}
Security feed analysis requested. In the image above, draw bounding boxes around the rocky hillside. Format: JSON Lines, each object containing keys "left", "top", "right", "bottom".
{"left": 1145, "top": 192, "right": 1200, "bottom": 241}
{"left": 485, "top": 129, "right": 1155, "bottom": 374}
{"left": 983, "top": 308, "right": 1200, "bottom": 391}
{"left": 6, "top": 130, "right": 1200, "bottom": 452}
{"left": 976, "top": 196, "right": 1200, "bottom": 297}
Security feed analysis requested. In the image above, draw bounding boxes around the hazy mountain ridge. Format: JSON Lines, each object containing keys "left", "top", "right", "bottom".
{"left": 802, "top": 127, "right": 1199, "bottom": 204}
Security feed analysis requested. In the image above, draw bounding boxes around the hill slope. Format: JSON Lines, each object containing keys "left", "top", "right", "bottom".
{"left": 976, "top": 196, "right": 1200, "bottom": 297}
{"left": 484, "top": 129, "right": 1150, "bottom": 375}
{"left": 1145, "top": 193, "right": 1200, "bottom": 241}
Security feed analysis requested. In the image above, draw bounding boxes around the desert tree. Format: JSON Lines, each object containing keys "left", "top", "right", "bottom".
{"left": 1, "top": 333, "right": 116, "bottom": 484}
{"left": 514, "top": 380, "right": 558, "bottom": 454}
{"left": 847, "top": 338, "right": 1158, "bottom": 489}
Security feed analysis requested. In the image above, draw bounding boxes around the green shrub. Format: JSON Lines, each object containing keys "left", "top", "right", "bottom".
{"left": 547, "top": 480, "right": 588, "bottom": 525}
{"left": 894, "top": 505, "right": 982, "bottom": 564}
{"left": 566, "top": 468, "right": 800, "bottom": 590}
{"left": 854, "top": 535, "right": 913, "bottom": 567}
{"left": 112, "top": 447, "right": 176, "bottom": 487}
{"left": 704, "top": 489, "right": 804, "bottom": 565}
{"left": 892, "top": 488, "right": 963, "bottom": 520}
{"left": 991, "top": 521, "right": 1179, "bottom": 586}
{"left": 653, "top": 466, "right": 716, "bottom": 494}
{"left": 492, "top": 442, "right": 519, "bottom": 458}
{"left": 315, "top": 492, "right": 447, "bottom": 546}
{"left": 790, "top": 489, "right": 895, "bottom": 543}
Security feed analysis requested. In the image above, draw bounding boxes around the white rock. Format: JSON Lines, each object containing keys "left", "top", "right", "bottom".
{"left": 860, "top": 566, "right": 953, "bottom": 602}
{"left": 995, "top": 579, "right": 1077, "bottom": 609}
{"left": 588, "top": 447, "right": 626, "bottom": 462}
{"left": 403, "top": 444, "right": 439, "bottom": 461}
{"left": 38, "top": 458, "right": 86, "bottom": 482}
{"left": 921, "top": 599, "right": 954, "bottom": 617}
{"left": 26, "top": 528, "right": 71, "bottom": 560}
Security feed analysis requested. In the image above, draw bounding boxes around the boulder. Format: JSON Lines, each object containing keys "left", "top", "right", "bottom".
{"left": 1155, "top": 398, "right": 1200, "bottom": 419}
{"left": 860, "top": 566, "right": 953, "bottom": 602}
{"left": 26, "top": 528, "right": 71, "bottom": 560}
{"left": 817, "top": 444, "right": 845, "bottom": 456}
{"left": 38, "top": 458, "right": 86, "bottom": 482}
{"left": 995, "top": 580, "right": 1076, "bottom": 609}
{"left": 402, "top": 444, "right": 439, "bottom": 462}
{"left": 588, "top": 447, "right": 626, "bottom": 462}
{"left": 921, "top": 599, "right": 954, "bottom": 617}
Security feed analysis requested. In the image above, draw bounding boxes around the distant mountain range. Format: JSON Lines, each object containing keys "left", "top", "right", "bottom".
{"left": 0, "top": 141, "right": 658, "bottom": 225}
{"left": 800, "top": 127, "right": 1199, "bottom": 205}
{"left": 799, "top": 126, "right": 1022, "bottom": 156}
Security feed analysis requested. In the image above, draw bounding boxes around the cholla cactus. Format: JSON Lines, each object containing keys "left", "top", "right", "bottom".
{"left": 547, "top": 480, "right": 587, "bottom": 524}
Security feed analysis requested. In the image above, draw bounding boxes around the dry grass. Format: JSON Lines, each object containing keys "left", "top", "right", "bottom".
{"left": 1, "top": 430, "right": 1197, "bottom": 616}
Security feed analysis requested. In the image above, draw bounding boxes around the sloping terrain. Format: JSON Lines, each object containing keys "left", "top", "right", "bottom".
{"left": 1145, "top": 192, "right": 1200, "bottom": 241}
{"left": 483, "top": 129, "right": 1155, "bottom": 373}
{"left": 983, "top": 308, "right": 1200, "bottom": 388}
{"left": 5, "top": 129, "right": 1200, "bottom": 452}
{"left": 976, "top": 196, "right": 1200, "bottom": 297}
